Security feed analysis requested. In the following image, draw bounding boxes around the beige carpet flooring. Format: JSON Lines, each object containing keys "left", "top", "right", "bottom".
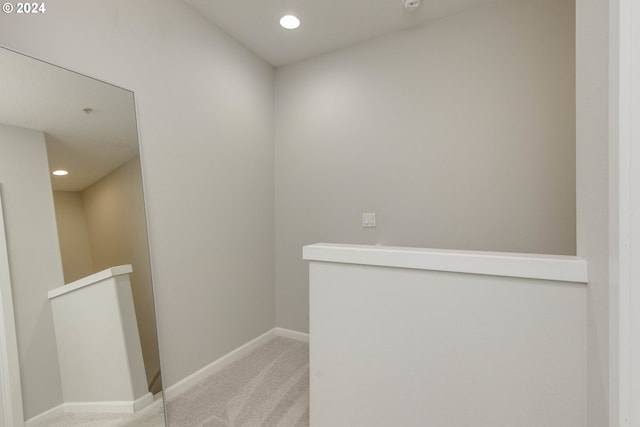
{"left": 166, "top": 336, "right": 309, "bottom": 427}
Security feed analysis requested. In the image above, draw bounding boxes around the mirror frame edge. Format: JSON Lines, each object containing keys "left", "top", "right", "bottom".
{"left": 131, "top": 92, "right": 169, "bottom": 422}
{"left": 0, "top": 185, "right": 26, "bottom": 427}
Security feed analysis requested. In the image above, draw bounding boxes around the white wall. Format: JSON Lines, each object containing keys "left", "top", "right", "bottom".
{"left": 309, "top": 260, "right": 586, "bottom": 427}
{"left": 576, "top": 0, "right": 610, "bottom": 424}
{"left": 0, "top": 0, "right": 275, "bottom": 399}
{"left": 608, "top": 0, "right": 640, "bottom": 424}
{"left": 53, "top": 191, "right": 93, "bottom": 283}
{"left": 0, "top": 124, "right": 64, "bottom": 419}
{"left": 275, "top": 0, "right": 576, "bottom": 333}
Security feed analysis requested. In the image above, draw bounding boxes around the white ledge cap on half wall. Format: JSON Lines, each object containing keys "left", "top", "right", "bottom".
{"left": 48, "top": 264, "right": 133, "bottom": 300}
{"left": 302, "top": 243, "right": 588, "bottom": 284}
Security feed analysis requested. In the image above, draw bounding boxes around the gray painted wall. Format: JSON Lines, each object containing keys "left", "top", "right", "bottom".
{"left": 275, "top": 0, "right": 576, "bottom": 333}
{"left": 0, "top": 0, "right": 275, "bottom": 399}
{"left": 0, "top": 123, "right": 64, "bottom": 419}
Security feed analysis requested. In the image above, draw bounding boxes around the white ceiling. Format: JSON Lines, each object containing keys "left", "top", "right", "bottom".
{"left": 0, "top": 47, "right": 139, "bottom": 192}
{"left": 184, "top": 0, "right": 501, "bottom": 67}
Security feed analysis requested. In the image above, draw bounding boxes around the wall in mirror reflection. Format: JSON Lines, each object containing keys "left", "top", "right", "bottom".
{"left": 0, "top": 123, "right": 63, "bottom": 419}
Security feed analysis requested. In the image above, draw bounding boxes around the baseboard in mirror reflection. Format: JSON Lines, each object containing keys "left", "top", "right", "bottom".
{"left": 62, "top": 392, "right": 154, "bottom": 414}
{"left": 24, "top": 392, "right": 160, "bottom": 426}
{"left": 164, "top": 327, "right": 309, "bottom": 400}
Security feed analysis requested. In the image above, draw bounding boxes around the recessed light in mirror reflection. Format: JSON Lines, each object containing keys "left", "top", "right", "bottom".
{"left": 52, "top": 170, "right": 69, "bottom": 176}
{"left": 280, "top": 15, "right": 300, "bottom": 30}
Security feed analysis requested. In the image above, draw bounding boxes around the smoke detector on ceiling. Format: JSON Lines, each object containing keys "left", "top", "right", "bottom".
{"left": 403, "top": 0, "right": 422, "bottom": 11}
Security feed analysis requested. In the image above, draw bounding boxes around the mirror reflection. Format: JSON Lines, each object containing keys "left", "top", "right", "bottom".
{"left": 0, "top": 46, "right": 164, "bottom": 426}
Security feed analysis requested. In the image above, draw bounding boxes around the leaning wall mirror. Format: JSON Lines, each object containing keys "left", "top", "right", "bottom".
{"left": 0, "top": 46, "right": 165, "bottom": 426}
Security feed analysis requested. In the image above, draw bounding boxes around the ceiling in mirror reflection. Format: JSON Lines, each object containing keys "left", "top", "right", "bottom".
{"left": 0, "top": 48, "right": 138, "bottom": 191}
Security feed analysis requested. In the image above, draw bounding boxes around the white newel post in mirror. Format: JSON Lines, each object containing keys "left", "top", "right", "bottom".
{"left": 47, "top": 265, "right": 153, "bottom": 413}
{"left": 0, "top": 186, "right": 25, "bottom": 427}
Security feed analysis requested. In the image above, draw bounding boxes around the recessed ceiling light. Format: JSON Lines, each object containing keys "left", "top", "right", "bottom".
{"left": 280, "top": 15, "right": 300, "bottom": 30}
{"left": 52, "top": 170, "right": 69, "bottom": 176}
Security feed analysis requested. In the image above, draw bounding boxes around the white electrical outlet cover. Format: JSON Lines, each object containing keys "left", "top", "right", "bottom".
{"left": 362, "top": 213, "right": 376, "bottom": 227}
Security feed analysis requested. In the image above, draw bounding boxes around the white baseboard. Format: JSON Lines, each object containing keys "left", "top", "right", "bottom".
{"left": 133, "top": 392, "right": 155, "bottom": 411}
{"left": 275, "top": 327, "right": 309, "bottom": 342}
{"left": 25, "top": 392, "right": 154, "bottom": 425}
{"left": 25, "top": 404, "right": 64, "bottom": 426}
{"left": 63, "top": 392, "right": 154, "bottom": 414}
{"left": 165, "top": 327, "right": 309, "bottom": 400}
